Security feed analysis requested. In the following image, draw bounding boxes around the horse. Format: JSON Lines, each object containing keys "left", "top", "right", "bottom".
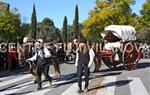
{"left": 17, "top": 43, "right": 61, "bottom": 78}
{"left": 66, "top": 41, "right": 78, "bottom": 62}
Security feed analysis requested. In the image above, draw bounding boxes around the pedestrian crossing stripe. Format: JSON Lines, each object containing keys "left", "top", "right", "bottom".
{"left": 26, "top": 89, "right": 51, "bottom": 95}
{"left": 128, "top": 77, "right": 149, "bottom": 95}
{"left": 96, "top": 76, "right": 116, "bottom": 95}
{"left": 0, "top": 74, "right": 33, "bottom": 90}
{"left": 0, "top": 75, "right": 149, "bottom": 95}
{"left": 61, "top": 79, "right": 92, "bottom": 95}
{"left": 25, "top": 77, "right": 77, "bottom": 95}
{"left": 0, "top": 73, "right": 59, "bottom": 90}
{"left": 0, "top": 78, "right": 71, "bottom": 95}
{"left": 0, "top": 75, "right": 17, "bottom": 81}
{"left": 0, "top": 81, "right": 33, "bottom": 95}
{"left": 0, "top": 74, "right": 75, "bottom": 95}
{"left": 61, "top": 83, "right": 79, "bottom": 95}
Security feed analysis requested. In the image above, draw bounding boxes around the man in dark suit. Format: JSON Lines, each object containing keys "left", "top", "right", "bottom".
{"left": 27, "top": 39, "right": 52, "bottom": 90}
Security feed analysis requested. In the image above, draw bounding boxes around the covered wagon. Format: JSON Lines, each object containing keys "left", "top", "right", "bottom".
{"left": 100, "top": 25, "right": 141, "bottom": 70}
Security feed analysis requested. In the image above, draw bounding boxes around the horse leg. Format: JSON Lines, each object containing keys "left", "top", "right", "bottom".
{"left": 28, "top": 63, "right": 36, "bottom": 76}
{"left": 94, "top": 57, "right": 101, "bottom": 72}
{"left": 52, "top": 58, "right": 61, "bottom": 77}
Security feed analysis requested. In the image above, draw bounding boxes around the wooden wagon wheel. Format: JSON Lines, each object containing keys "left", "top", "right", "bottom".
{"left": 122, "top": 42, "right": 141, "bottom": 70}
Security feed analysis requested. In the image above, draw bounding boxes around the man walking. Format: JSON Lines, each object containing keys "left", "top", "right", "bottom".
{"left": 27, "top": 39, "right": 52, "bottom": 90}
{"left": 75, "top": 39, "right": 95, "bottom": 93}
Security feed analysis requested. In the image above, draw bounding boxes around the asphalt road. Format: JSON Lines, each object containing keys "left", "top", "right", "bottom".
{"left": 0, "top": 59, "right": 149, "bottom": 95}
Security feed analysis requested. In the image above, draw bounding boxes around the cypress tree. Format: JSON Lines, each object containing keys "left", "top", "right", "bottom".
{"left": 31, "top": 4, "right": 37, "bottom": 39}
{"left": 62, "top": 16, "right": 68, "bottom": 43}
{"left": 73, "top": 5, "right": 79, "bottom": 39}
{"left": 6, "top": 4, "right": 10, "bottom": 14}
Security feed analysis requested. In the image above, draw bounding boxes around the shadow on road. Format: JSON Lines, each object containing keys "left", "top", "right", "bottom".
{"left": 98, "top": 62, "right": 150, "bottom": 72}
{"left": 0, "top": 67, "right": 29, "bottom": 78}
{"left": 89, "top": 79, "right": 132, "bottom": 91}
{"left": 94, "top": 72, "right": 122, "bottom": 78}
{"left": 99, "top": 65, "right": 125, "bottom": 72}
{"left": 52, "top": 71, "right": 122, "bottom": 88}
{"left": 137, "top": 62, "right": 150, "bottom": 69}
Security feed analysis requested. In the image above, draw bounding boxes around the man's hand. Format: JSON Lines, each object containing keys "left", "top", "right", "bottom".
{"left": 26, "top": 59, "right": 30, "bottom": 62}
{"left": 45, "top": 55, "right": 50, "bottom": 58}
{"left": 75, "top": 62, "right": 78, "bottom": 67}
{"left": 88, "top": 61, "right": 92, "bottom": 68}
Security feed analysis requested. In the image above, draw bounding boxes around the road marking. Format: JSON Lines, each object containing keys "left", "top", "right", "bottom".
{"left": 26, "top": 76, "right": 75, "bottom": 95}
{"left": 61, "top": 79, "right": 92, "bottom": 95}
{"left": 0, "top": 74, "right": 33, "bottom": 89}
{"left": 128, "top": 77, "right": 149, "bottom": 95}
{"left": 0, "top": 75, "right": 17, "bottom": 81}
{"left": 0, "top": 81, "right": 33, "bottom": 95}
{"left": 26, "top": 83, "right": 52, "bottom": 95}
{"left": 0, "top": 74, "right": 74, "bottom": 95}
{"left": 25, "top": 74, "right": 75, "bottom": 95}
{"left": 96, "top": 76, "right": 116, "bottom": 95}
{"left": 0, "top": 73, "right": 57, "bottom": 90}
{"left": 0, "top": 73, "right": 75, "bottom": 95}
{"left": 61, "top": 83, "right": 79, "bottom": 95}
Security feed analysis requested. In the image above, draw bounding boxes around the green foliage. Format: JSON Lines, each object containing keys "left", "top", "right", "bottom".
{"left": 141, "top": 0, "right": 150, "bottom": 27}
{"left": 1, "top": 0, "right": 150, "bottom": 44}
{"left": 136, "top": 27, "right": 150, "bottom": 44}
{"left": 31, "top": 4, "right": 37, "bottom": 39}
{"left": 63, "top": 23, "right": 83, "bottom": 42}
{"left": 20, "top": 23, "right": 31, "bottom": 38}
{"left": 73, "top": 5, "right": 79, "bottom": 39}
{"left": 0, "top": 1, "right": 21, "bottom": 41}
{"left": 62, "top": 16, "right": 68, "bottom": 43}
{"left": 82, "top": 0, "right": 136, "bottom": 42}
{"left": 35, "top": 18, "right": 62, "bottom": 42}
{"left": 136, "top": 0, "right": 150, "bottom": 43}
{"left": 42, "top": 18, "right": 54, "bottom": 26}
{"left": 0, "top": 2, "right": 8, "bottom": 16}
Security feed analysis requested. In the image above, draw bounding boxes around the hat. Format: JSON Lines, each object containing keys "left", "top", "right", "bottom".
{"left": 23, "top": 37, "right": 28, "bottom": 43}
{"left": 37, "top": 39, "right": 43, "bottom": 43}
{"left": 73, "top": 39, "right": 77, "bottom": 43}
{"left": 79, "top": 38, "right": 87, "bottom": 43}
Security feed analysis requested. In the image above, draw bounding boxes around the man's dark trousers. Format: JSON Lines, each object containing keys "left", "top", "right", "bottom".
{"left": 36, "top": 58, "right": 52, "bottom": 89}
{"left": 77, "top": 64, "right": 90, "bottom": 89}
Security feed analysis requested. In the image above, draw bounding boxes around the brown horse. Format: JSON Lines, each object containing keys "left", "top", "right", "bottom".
{"left": 17, "top": 43, "right": 61, "bottom": 77}
{"left": 66, "top": 41, "right": 78, "bottom": 62}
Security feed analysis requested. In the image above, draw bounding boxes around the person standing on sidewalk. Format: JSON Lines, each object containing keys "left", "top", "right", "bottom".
{"left": 75, "top": 39, "right": 95, "bottom": 93}
{"left": 27, "top": 40, "right": 52, "bottom": 90}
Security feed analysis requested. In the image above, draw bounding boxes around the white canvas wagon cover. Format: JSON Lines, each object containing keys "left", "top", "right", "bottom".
{"left": 101, "top": 25, "right": 136, "bottom": 42}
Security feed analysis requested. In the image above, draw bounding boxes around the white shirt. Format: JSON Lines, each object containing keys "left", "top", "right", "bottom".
{"left": 27, "top": 47, "right": 51, "bottom": 61}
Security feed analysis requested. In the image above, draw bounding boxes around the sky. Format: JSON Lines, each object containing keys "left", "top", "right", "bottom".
{"left": 1, "top": 0, "right": 146, "bottom": 28}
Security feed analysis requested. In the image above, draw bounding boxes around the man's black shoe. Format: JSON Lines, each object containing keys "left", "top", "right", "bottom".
{"left": 37, "top": 86, "right": 42, "bottom": 90}
{"left": 77, "top": 88, "right": 83, "bottom": 93}
{"left": 84, "top": 87, "right": 88, "bottom": 92}
{"left": 34, "top": 79, "right": 38, "bottom": 84}
{"left": 49, "top": 80, "right": 52, "bottom": 86}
